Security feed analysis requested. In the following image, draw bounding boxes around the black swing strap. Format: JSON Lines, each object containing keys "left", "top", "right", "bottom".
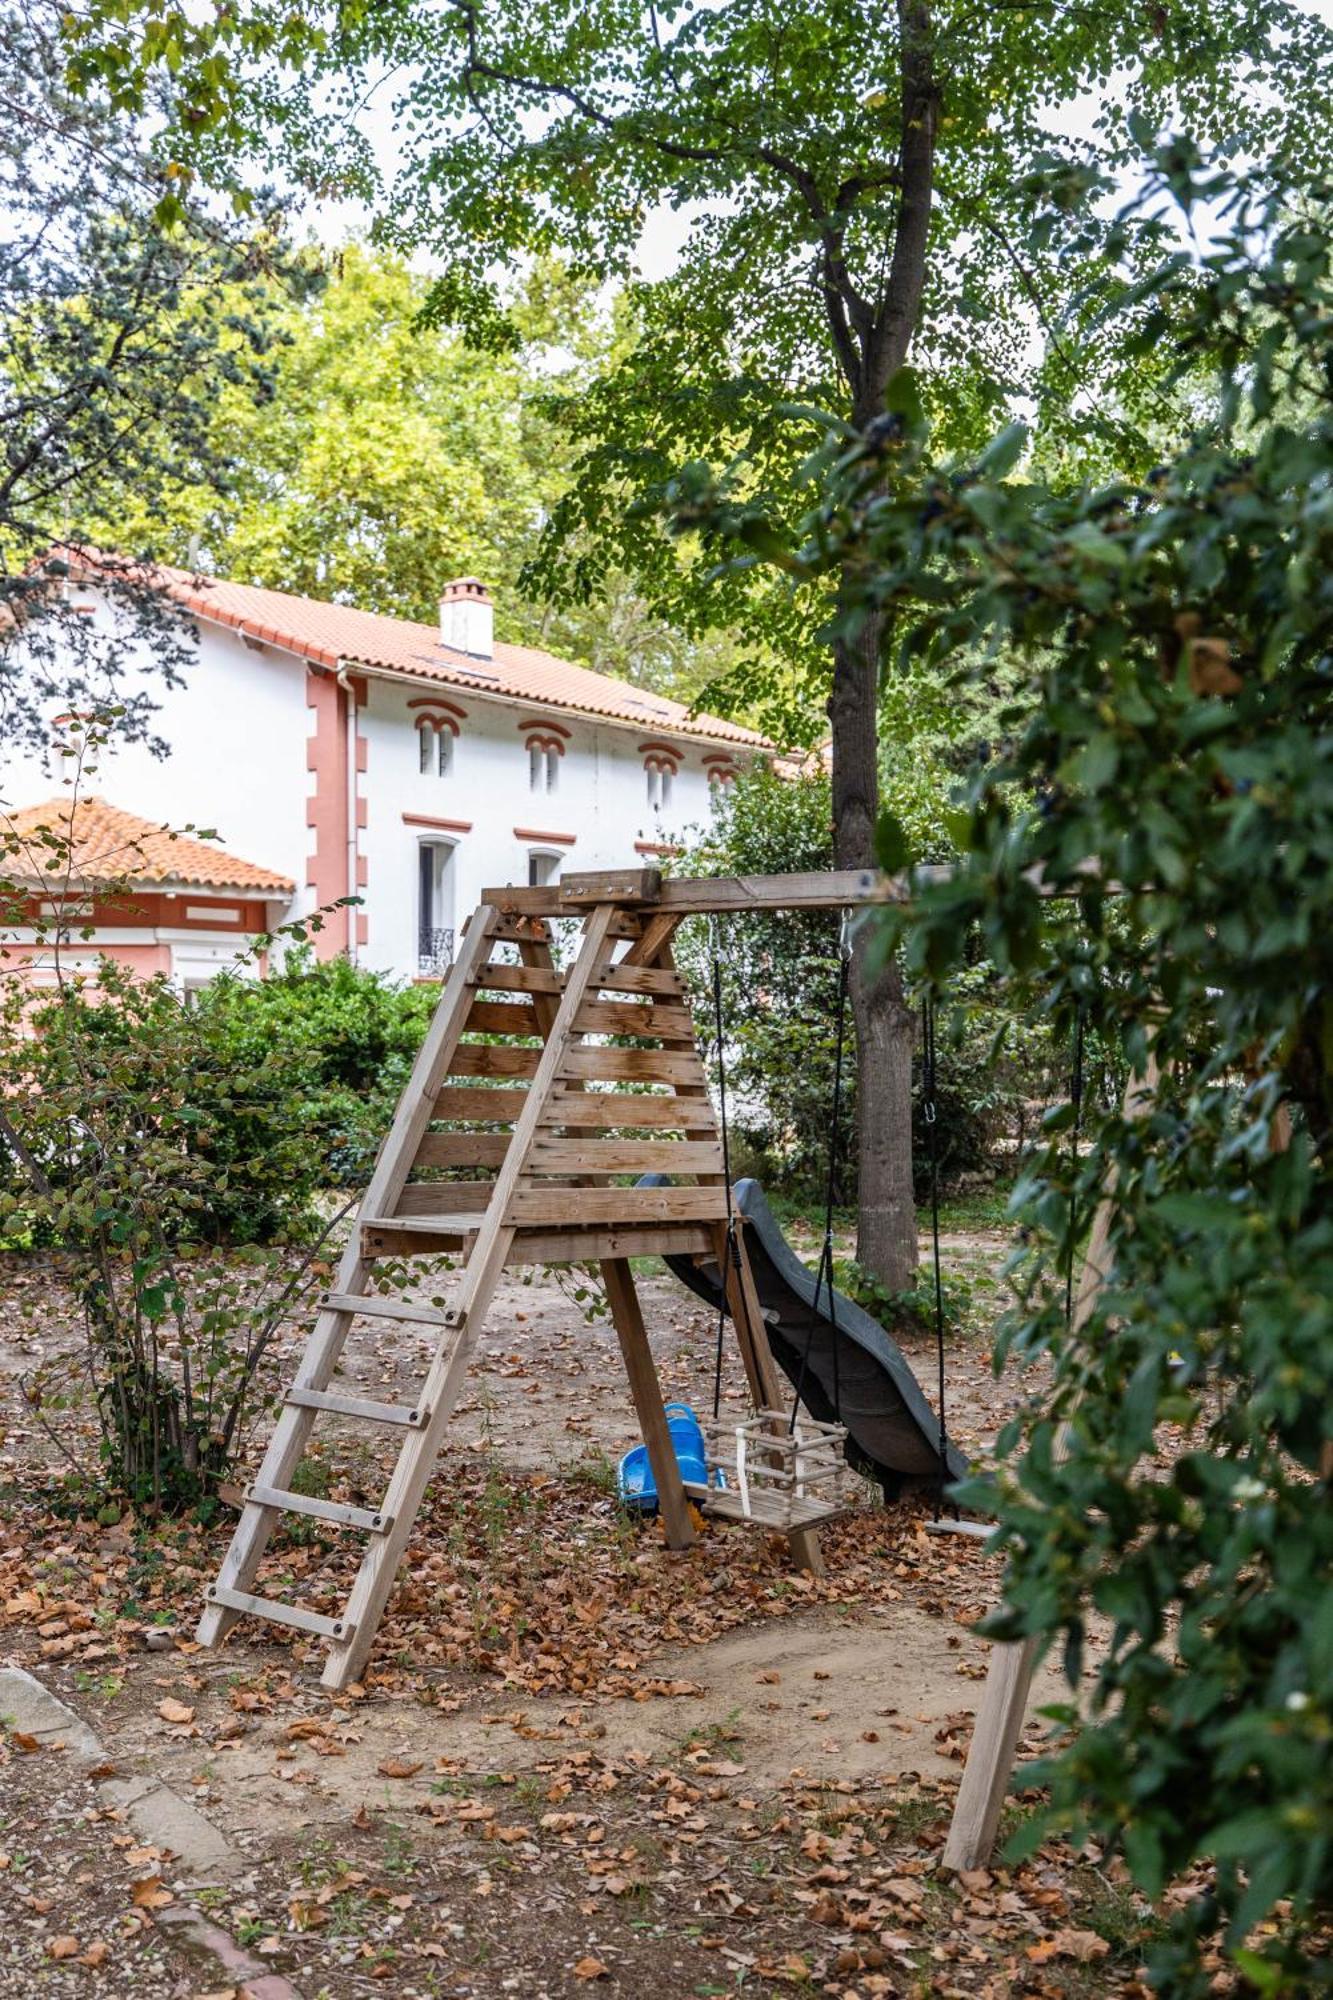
{"left": 792, "top": 916, "right": 850, "bottom": 1432}
{"left": 922, "top": 991, "right": 952, "bottom": 1516}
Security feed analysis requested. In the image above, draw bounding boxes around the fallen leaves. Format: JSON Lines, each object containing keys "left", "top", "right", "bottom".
{"left": 155, "top": 1697, "right": 195, "bottom": 1726}
{"left": 376, "top": 1756, "right": 424, "bottom": 1779}
{"left": 573, "top": 1955, "right": 609, "bottom": 1980}
{"left": 47, "top": 1935, "right": 80, "bottom": 1959}
{"left": 129, "top": 1876, "right": 174, "bottom": 1910}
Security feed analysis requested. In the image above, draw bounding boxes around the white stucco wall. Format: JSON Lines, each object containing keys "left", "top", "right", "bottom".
{"left": 355, "top": 673, "right": 726, "bottom": 981}
{"left": 4, "top": 597, "right": 751, "bottom": 989}
{"left": 0, "top": 598, "right": 313, "bottom": 917}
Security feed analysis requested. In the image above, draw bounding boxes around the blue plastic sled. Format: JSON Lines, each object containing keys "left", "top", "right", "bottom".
{"left": 617, "top": 1402, "right": 725, "bottom": 1513}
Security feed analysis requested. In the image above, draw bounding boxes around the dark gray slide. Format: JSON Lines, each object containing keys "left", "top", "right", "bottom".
{"left": 648, "top": 1176, "right": 968, "bottom": 1497}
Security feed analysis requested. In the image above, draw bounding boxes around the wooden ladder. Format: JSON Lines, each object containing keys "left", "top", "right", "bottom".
{"left": 197, "top": 888, "right": 804, "bottom": 1689}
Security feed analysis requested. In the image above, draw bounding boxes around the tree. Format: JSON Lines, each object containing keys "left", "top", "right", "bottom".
{"left": 60, "top": 0, "right": 1333, "bottom": 1284}
{"left": 90, "top": 244, "right": 746, "bottom": 699}
{"left": 754, "top": 144, "right": 1332, "bottom": 1994}
{"left": 0, "top": 0, "right": 299, "bottom": 769}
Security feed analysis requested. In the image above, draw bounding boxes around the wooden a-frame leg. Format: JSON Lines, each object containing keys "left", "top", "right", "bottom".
{"left": 719, "top": 1223, "right": 825, "bottom": 1579}
{"left": 942, "top": 1056, "right": 1162, "bottom": 1871}
{"left": 601, "top": 1257, "right": 697, "bottom": 1551}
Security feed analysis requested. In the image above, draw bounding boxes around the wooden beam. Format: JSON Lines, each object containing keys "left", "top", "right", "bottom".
{"left": 481, "top": 868, "right": 897, "bottom": 918}
{"left": 601, "top": 1258, "right": 697, "bottom": 1551}
{"left": 507, "top": 1183, "right": 729, "bottom": 1226}
{"left": 526, "top": 1137, "right": 724, "bottom": 1175}
{"left": 538, "top": 1091, "right": 714, "bottom": 1132}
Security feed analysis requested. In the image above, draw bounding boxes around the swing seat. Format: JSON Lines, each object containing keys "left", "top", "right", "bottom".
{"left": 616, "top": 1405, "right": 727, "bottom": 1514}
{"left": 691, "top": 1409, "right": 856, "bottom": 1532}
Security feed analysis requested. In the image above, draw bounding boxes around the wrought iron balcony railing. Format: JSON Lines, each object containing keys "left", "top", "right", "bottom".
{"left": 418, "top": 926, "right": 455, "bottom": 978}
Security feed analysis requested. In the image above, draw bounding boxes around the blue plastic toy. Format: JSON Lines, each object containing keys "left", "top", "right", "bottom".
{"left": 616, "top": 1402, "right": 724, "bottom": 1513}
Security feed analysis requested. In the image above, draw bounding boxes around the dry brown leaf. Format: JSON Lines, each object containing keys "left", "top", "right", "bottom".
{"left": 156, "top": 1698, "right": 194, "bottom": 1726}
{"left": 130, "top": 1876, "right": 174, "bottom": 1910}
{"left": 573, "top": 1957, "right": 609, "bottom": 1980}
{"left": 78, "top": 1942, "right": 108, "bottom": 1968}
{"left": 11, "top": 1731, "right": 42, "bottom": 1753}
{"left": 47, "top": 1936, "right": 80, "bottom": 1960}
{"left": 376, "top": 1757, "right": 424, "bottom": 1779}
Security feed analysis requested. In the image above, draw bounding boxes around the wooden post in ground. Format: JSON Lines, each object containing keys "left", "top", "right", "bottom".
{"left": 942, "top": 1058, "right": 1159, "bottom": 1871}
{"left": 601, "top": 1257, "right": 697, "bottom": 1550}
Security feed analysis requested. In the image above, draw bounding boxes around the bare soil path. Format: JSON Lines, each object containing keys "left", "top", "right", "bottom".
{"left": 1, "top": 1223, "right": 1172, "bottom": 1999}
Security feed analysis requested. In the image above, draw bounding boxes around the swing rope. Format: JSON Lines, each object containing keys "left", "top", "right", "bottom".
{"left": 921, "top": 991, "right": 953, "bottom": 1519}
{"left": 791, "top": 914, "right": 851, "bottom": 1434}
{"left": 710, "top": 929, "right": 741, "bottom": 1422}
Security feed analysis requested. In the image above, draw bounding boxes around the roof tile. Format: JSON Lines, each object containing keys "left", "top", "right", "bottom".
{"left": 153, "top": 566, "right": 770, "bottom": 749}
{"left": 3, "top": 796, "right": 294, "bottom": 894}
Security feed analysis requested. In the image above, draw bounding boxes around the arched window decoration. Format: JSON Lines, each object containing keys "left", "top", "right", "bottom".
{"left": 520, "top": 721, "right": 568, "bottom": 796}
{"left": 640, "top": 742, "right": 682, "bottom": 812}
{"left": 703, "top": 754, "right": 739, "bottom": 789}
{"left": 412, "top": 704, "right": 463, "bottom": 780}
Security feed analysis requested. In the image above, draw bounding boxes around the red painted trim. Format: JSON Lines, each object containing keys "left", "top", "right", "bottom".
{"left": 414, "top": 710, "right": 461, "bottom": 736}
{"left": 402, "top": 812, "right": 473, "bottom": 833}
{"left": 409, "top": 695, "right": 467, "bottom": 720}
{"left": 13, "top": 890, "right": 277, "bottom": 931}
{"left": 637, "top": 740, "right": 682, "bottom": 761}
{"left": 518, "top": 718, "right": 571, "bottom": 740}
{"left": 305, "top": 673, "right": 352, "bottom": 959}
{"left": 634, "top": 840, "right": 683, "bottom": 856}
{"left": 514, "top": 827, "right": 577, "bottom": 846}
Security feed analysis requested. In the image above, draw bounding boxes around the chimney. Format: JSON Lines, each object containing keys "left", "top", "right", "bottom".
{"left": 439, "top": 577, "right": 493, "bottom": 659}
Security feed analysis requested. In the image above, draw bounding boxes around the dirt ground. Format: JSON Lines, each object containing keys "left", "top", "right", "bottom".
{"left": 0, "top": 1221, "right": 1171, "bottom": 2000}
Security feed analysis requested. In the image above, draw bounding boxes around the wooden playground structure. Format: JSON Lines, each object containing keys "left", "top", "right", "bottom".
{"left": 196, "top": 861, "right": 1115, "bottom": 1872}
{"left": 198, "top": 867, "right": 891, "bottom": 1692}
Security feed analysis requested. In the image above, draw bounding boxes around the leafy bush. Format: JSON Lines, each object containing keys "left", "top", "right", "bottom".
{"left": 0, "top": 959, "right": 342, "bottom": 1507}
{"left": 802, "top": 146, "right": 1333, "bottom": 1997}
{"left": 194, "top": 950, "right": 435, "bottom": 1190}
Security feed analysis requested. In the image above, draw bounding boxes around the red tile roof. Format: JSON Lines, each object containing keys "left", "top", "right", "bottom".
{"left": 3, "top": 796, "right": 293, "bottom": 895}
{"left": 151, "top": 566, "right": 770, "bottom": 750}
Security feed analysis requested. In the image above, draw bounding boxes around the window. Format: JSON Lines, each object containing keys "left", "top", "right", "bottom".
{"left": 528, "top": 850, "right": 561, "bottom": 888}
{"left": 419, "top": 720, "right": 454, "bottom": 778}
{"left": 646, "top": 764, "right": 674, "bottom": 810}
{"left": 418, "top": 841, "right": 456, "bottom": 977}
{"left": 529, "top": 744, "right": 559, "bottom": 794}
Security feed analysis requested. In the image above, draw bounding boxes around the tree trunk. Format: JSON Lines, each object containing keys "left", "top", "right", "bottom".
{"left": 830, "top": 594, "right": 918, "bottom": 1291}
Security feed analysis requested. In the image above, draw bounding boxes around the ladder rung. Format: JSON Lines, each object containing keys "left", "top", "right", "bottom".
{"left": 204, "top": 1583, "right": 353, "bottom": 1642}
{"left": 286, "top": 1385, "right": 429, "bottom": 1428}
{"left": 248, "top": 1483, "right": 393, "bottom": 1534}
{"left": 322, "top": 1291, "right": 453, "bottom": 1327}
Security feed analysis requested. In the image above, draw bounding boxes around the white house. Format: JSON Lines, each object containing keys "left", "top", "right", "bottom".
{"left": 1, "top": 567, "right": 770, "bottom": 989}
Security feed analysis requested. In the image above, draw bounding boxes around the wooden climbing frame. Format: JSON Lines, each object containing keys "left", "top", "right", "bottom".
{"left": 197, "top": 867, "right": 890, "bottom": 1688}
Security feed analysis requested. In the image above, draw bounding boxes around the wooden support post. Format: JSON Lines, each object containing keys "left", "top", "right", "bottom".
{"left": 720, "top": 1222, "right": 825, "bottom": 1579}
{"left": 601, "top": 1258, "right": 697, "bottom": 1551}
{"left": 942, "top": 1057, "right": 1160, "bottom": 1871}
